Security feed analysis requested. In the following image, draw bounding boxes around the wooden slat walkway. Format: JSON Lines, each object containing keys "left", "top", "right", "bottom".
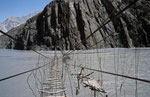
{"left": 38, "top": 59, "right": 67, "bottom": 97}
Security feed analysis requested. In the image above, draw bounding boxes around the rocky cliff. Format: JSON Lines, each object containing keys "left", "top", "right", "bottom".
{"left": 0, "top": 0, "right": 150, "bottom": 50}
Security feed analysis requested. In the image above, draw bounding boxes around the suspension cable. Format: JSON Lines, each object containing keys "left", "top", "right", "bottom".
{"left": 0, "top": 62, "right": 50, "bottom": 82}
{"left": 70, "top": 64, "right": 150, "bottom": 84}
{"left": 0, "top": 30, "right": 50, "bottom": 59}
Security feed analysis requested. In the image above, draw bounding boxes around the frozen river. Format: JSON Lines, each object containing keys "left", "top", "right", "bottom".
{"left": 0, "top": 48, "right": 150, "bottom": 97}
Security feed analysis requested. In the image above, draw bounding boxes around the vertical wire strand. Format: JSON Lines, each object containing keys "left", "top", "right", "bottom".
{"left": 27, "top": 72, "right": 37, "bottom": 97}
{"left": 113, "top": 48, "right": 118, "bottom": 97}
{"left": 135, "top": 48, "right": 139, "bottom": 97}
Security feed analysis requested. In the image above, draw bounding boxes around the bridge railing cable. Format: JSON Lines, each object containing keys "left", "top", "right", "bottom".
{"left": 69, "top": 64, "right": 150, "bottom": 84}
{"left": 0, "top": 62, "right": 50, "bottom": 82}
{"left": 0, "top": 30, "right": 50, "bottom": 59}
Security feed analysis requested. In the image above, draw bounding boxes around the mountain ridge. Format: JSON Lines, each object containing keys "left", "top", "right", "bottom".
{"left": 0, "top": 12, "right": 39, "bottom": 33}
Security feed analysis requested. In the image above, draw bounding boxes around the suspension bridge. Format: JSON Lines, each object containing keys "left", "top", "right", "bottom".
{"left": 0, "top": 0, "right": 150, "bottom": 97}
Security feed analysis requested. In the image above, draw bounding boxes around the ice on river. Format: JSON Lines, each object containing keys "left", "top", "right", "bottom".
{"left": 0, "top": 48, "right": 150, "bottom": 97}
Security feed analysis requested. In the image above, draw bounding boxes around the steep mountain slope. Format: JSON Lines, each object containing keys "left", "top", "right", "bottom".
{"left": 0, "top": 23, "right": 7, "bottom": 33}
{"left": 0, "top": 12, "right": 39, "bottom": 33}
{"left": 0, "top": 0, "right": 150, "bottom": 50}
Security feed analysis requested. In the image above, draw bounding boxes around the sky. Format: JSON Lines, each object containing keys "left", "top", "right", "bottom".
{"left": 0, "top": 0, "right": 52, "bottom": 22}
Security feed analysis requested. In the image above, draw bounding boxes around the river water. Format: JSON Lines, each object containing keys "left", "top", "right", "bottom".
{"left": 0, "top": 48, "right": 150, "bottom": 97}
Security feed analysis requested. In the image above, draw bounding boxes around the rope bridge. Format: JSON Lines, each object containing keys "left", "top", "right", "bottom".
{"left": 0, "top": 0, "right": 150, "bottom": 97}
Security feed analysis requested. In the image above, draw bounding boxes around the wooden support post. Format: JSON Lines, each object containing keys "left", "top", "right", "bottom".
{"left": 64, "top": 91, "right": 67, "bottom": 97}
{"left": 94, "top": 90, "right": 96, "bottom": 97}
{"left": 77, "top": 79, "right": 80, "bottom": 89}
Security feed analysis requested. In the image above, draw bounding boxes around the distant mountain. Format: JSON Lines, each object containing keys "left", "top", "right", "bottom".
{"left": 0, "top": 23, "right": 7, "bottom": 32}
{"left": 0, "top": 12, "right": 39, "bottom": 33}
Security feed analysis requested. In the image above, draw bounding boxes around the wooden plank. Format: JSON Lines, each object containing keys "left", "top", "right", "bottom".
{"left": 45, "top": 96, "right": 67, "bottom": 97}
{"left": 43, "top": 81, "right": 62, "bottom": 84}
{"left": 50, "top": 73, "right": 61, "bottom": 76}
{"left": 48, "top": 77, "right": 61, "bottom": 80}
{"left": 51, "top": 72, "right": 60, "bottom": 74}
{"left": 38, "top": 89, "right": 66, "bottom": 94}
{"left": 39, "top": 86, "right": 64, "bottom": 90}
{"left": 51, "top": 69, "right": 60, "bottom": 72}
{"left": 48, "top": 77, "right": 60, "bottom": 80}
{"left": 47, "top": 79, "right": 60, "bottom": 82}
{"left": 43, "top": 82, "right": 62, "bottom": 86}
{"left": 43, "top": 82, "right": 62, "bottom": 85}
{"left": 49, "top": 76, "right": 61, "bottom": 78}
{"left": 47, "top": 80, "right": 61, "bottom": 83}
{"left": 43, "top": 84, "right": 63, "bottom": 87}
{"left": 50, "top": 82, "right": 62, "bottom": 84}
{"left": 50, "top": 75, "right": 61, "bottom": 78}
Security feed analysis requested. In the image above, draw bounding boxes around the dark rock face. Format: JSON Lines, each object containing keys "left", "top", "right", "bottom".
{"left": 0, "top": 0, "right": 150, "bottom": 50}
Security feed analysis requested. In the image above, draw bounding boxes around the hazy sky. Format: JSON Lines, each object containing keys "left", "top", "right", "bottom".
{"left": 0, "top": 0, "right": 52, "bottom": 22}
